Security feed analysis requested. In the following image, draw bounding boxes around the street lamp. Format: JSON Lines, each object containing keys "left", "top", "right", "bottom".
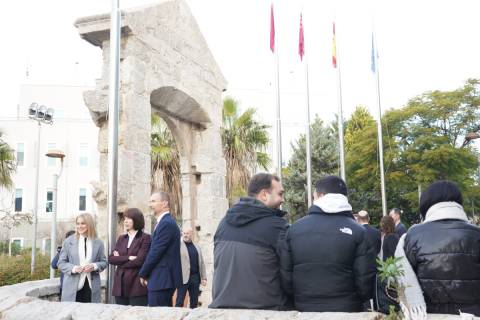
{"left": 46, "top": 149, "right": 65, "bottom": 279}
{"left": 28, "top": 102, "right": 54, "bottom": 275}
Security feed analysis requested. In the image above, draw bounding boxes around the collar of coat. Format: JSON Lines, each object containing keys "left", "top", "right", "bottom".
{"left": 308, "top": 203, "right": 354, "bottom": 219}
{"left": 122, "top": 230, "right": 143, "bottom": 239}
{"left": 313, "top": 193, "right": 352, "bottom": 214}
{"left": 424, "top": 201, "right": 468, "bottom": 223}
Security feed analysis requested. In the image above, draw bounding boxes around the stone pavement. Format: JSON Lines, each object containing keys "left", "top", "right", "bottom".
{"left": 1, "top": 279, "right": 477, "bottom": 320}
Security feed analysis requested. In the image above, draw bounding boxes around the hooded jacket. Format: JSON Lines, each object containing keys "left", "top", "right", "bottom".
{"left": 404, "top": 202, "right": 480, "bottom": 316}
{"left": 209, "top": 197, "right": 289, "bottom": 310}
{"left": 279, "top": 202, "right": 376, "bottom": 312}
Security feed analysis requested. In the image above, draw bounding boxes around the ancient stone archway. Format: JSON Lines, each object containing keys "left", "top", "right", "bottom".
{"left": 75, "top": 0, "right": 228, "bottom": 302}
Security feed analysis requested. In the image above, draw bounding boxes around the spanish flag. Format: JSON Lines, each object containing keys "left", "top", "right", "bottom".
{"left": 332, "top": 22, "right": 337, "bottom": 68}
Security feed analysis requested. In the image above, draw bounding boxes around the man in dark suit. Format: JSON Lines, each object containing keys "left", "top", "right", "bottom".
{"left": 357, "top": 210, "right": 381, "bottom": 255}
{"left": 139, "top": 192, "right": 182, "bottom": 307}
{"left": 389, "top": 208, "right": 407, "bottom": 236}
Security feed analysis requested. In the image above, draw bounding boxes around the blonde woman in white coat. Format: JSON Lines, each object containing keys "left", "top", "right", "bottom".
{"left": 58, "top": 213, "right": 107, "bottom": 303}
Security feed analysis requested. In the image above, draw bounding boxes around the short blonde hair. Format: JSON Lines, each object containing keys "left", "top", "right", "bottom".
{"left": 75, "top": 213, "right": 97, "bottom": 239}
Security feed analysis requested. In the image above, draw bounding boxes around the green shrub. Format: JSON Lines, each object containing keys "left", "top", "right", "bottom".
{"left": 0, "top": 241, "right": 21, "bottom": 256}
{"left": 0, "top": 251, "right": 52, "bottom": 286}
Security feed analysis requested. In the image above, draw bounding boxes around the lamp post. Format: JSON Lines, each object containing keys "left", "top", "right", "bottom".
{"left": 28, "top": 103, "right": 54, "bottom": 274}
{"left": 46, "top": 149, "right": 65, "bottom": 279}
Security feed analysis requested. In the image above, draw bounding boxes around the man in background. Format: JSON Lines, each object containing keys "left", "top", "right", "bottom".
{"left": 176, "top": 226, "right": 206, "bottom": 308}
{"left": 389, "top": 208, "right": 407, "bottom": 236}
{"left": 357, "top": 210, "right": 381, "bottom": 255}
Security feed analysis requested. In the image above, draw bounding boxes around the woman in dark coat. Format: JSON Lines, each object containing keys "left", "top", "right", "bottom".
{"left": 108, "top": 208, "right": 151, "bottom": 306}
{"left": 403, "top": 180, "right": 480, "bottom": 316}
{"left": 380, "top": 216, "right": 399, "bottom": 261}
{"left": 375, "top": 215, "right": 400, "bottom": 314}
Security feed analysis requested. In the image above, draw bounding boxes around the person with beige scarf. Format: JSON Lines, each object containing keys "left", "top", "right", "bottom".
{"left": 395, "top": 180, "right": 480, "bottom": 319}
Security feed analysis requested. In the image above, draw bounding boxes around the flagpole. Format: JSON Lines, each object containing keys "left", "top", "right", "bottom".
{"left": 372, "top": 32, "right": 387, "bottom": 216}
{"left": 271, "top": 3, "right": 282, "bottom": 178}
{"left": 275, "top": 47, "right": 283, "bottom": 178}
{"left": 333, "top": 23, "right": 346, "bottom": 181}
{"left": 300, "top": 13, "right": 312, "bottom": 207}
{"left": 304, "top": 58, "right": 312, "bottom": 207}
{"left": 106, "top": 0, "right": 121, "bottom": 303}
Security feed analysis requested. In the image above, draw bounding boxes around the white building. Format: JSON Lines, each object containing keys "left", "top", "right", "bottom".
{"left": 0, "top": 83, "right": 99, "bottom": 252}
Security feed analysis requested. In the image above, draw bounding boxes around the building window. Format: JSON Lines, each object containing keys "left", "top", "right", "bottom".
{"left": 46, "top": 190, "right": 53, "bottom": 213}
{"left": 79, "top": 143, "right": 88, "bottom": 167}
{"left": 79, "top": 188, "right": 86, "bottom": 211}
{"left": 47, "top": 143, "right": 57, "bottom": 167}
{"left": 42, "top": 238, "right": 51, "bottom": 254}
{"left": 16, "top": 143, "right": 25, "bottom": 167}
{"left": 15, "top": 189, "right": 23, "bottom": 212}
{"left": 11, "top": 238, "right": 24, "bottom": 248}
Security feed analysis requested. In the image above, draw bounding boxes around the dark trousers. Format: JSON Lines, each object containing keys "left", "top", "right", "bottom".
{"left": 115, "top": 295, "right": 148, "bottom": 306}
{"left": 76, "top": 281, "right": 92, "bottom": 303}
{"left": 175, "top": 273, "right": 200, "bottom": 308}
{"left": 114, "top": 274, "right": 148, "bottom": 306}
{"left": 148, "top": 288, "right": 175, "bottom": 307}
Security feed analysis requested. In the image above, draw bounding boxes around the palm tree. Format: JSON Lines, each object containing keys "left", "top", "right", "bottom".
{"left": 150, "top": 114, "right": 182, "bottom": 220}
{"left": 221, "top": 97, "right": 271, "bottom": 204}
{"left": 0, "top": 131, "right": 16, "bottom": 189}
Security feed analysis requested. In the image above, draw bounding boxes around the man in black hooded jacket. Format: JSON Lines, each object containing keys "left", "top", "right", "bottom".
{"left": 209, "top": 173, "right": 289, "bottom": 310}
{"left": 280, "top": 176, "right": 376, "bottom": 312}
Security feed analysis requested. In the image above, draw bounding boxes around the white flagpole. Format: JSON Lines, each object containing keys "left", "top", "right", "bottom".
{"left": 275, "top": 46, "right": 283, "bottom": 178}
{"left": 334, "top": 23, "right": 346, "bottom": 181}
{"left": 271, "top": 3, "right": 282, "bottom": 178}
{"left": 301, "top": 13, "right": 312, "bottom": 207}
{"left": 372, "top": 31, "right": 387, "bottom": 216}
{"left": 305, "top": 59, "right": 312, "bottom": 207}
{"left": 106, "top": 0, "right": 121, "bottom": 303}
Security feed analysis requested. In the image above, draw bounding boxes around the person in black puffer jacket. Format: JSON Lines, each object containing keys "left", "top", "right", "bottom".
{"left": 404, "top": 180, "right": 480, "bottom": 316}
{"left": 280, "top": 176, "right": 376, "bottom": 312}
{"left": 210, "top": 173, "right": 289, "bottom": 310}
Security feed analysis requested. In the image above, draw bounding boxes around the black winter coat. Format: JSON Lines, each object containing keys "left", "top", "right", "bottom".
{"left": 381, "top": 233, "right": 399, "bottom": 261}
{"left": 280, "top": 205, "right": 376, "bottom": 312}
{"left": 363, "top": 224, "right": 381, "bottom": 255}
{"left": 404, "top": 219, "right": 480, "bottom": 316}
{"left": 210, "top": 197, "right": 289, "bottom": 310}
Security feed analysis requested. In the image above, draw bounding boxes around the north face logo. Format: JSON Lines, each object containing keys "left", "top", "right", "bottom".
{"left": 339, "top": 227, "right": 352, "bottom": 235}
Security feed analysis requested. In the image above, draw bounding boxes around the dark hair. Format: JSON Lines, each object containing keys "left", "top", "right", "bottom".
{"left": 123, "top": 208, "right": 145, "bottom": 230}
{"left": 247, "top": 173, "right": 280, "bottom": 197}
{"left": 390, "top": 208, "right": 402, "bottom": 216}
{"left": 315, "top": 175, "right": 347, "bottom": 196}
{"left": 65, "top": 230, "right": 75, "bottom": 238}
{"left": 380, "top": 215, "right": 395, "bottom": 234}
{"left": 419, "top": 180, "right": 463, "bottom": 218}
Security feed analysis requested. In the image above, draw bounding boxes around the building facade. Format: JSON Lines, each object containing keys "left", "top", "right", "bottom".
{"left": 0, "top": 83, "right": 99, "bottom": 252}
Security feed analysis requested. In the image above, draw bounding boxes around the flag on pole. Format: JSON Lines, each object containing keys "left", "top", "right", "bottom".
{"left": 332, "top": 22, "right": 337, "bottom": 68}
{"left": 270, "top": 4, "right": 275, "bottom": 53}
{"left": 371, "top": 33, "right": 376, "bottom": 73}
{"left": 299, "top": 13, "right": 305, "bottom": 60}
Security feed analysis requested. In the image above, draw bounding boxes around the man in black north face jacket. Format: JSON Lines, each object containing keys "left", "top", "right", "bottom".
{"left": 209, "top": 173, "right": 289, "bottom": 310}
{"left": 280, "top": 176, "right": 376, "bottom": 312}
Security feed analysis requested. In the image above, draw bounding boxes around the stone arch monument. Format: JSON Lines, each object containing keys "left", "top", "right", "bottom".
{"left": 74, "top": 0, "right": 228, "bottom": 302}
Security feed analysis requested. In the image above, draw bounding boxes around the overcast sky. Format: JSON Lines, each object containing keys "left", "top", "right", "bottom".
{"left": 1, "top": 0, "right": 479, "bottom": 160}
